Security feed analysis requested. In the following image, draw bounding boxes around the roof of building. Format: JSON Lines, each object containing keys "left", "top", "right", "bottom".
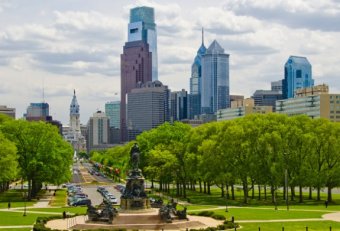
{"left": 286, "top": 56, "right": 311, "bottom": 66}
{"left": 206, "top": 40, "right": 225, "bottom": 54}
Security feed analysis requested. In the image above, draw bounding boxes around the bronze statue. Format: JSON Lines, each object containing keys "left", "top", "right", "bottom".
{"left": 130, "top": 143, "right": 140, "bottom": 170}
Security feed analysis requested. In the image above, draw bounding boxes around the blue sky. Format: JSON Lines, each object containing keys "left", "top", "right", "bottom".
{"left": 1, "top": 0, "right": 340, "bottom": 124}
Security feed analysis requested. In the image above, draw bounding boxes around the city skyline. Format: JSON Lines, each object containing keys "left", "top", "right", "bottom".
{"left": 1, "top": 0, "right": 340, "bottom": 124}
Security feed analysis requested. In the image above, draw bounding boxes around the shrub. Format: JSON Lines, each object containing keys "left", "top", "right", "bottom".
{"left": 197, "top": 211, "right": 214, "bottom": 216}
{"left": 211, "top": 214, "right": 226, "bottom": 220}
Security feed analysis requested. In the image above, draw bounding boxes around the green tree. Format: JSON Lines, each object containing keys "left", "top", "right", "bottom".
{"left": 0, "top": 132, "right": 17, "bottom": 192}
{"left": 1, "top": 120, "right": 73, "bottom": 199}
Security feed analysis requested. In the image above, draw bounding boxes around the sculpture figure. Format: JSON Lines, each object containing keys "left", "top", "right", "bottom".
{"left": 130, "top": 143, "right": 140, "bottom": 170}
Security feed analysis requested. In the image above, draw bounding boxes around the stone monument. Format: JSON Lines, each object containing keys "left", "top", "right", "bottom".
{"left": 120, "top": 143, "right": 150, "bottom": 210}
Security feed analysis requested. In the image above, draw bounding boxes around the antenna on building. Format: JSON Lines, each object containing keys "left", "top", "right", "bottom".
{"left": 202, "top": 27, "right": 204, "bottom": 46}
{"left": 74, "top": 89, "right": 76, "bottom": 96}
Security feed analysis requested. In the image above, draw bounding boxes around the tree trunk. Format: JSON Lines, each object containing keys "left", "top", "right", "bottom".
{"left": 309, "top": 186, "right": 312, "bottom": 200}
{"left": 317, "top": 187, "right": 321, "bottom": 201}
{"left": 221, "top": 184, "right": 225, "bottom": 197}
{"left": 283, "top": 184, "right": 286, "bottom": 200}
{"left": 226, "top": 184, "right": 230, "bottom": 199}
{"left": 242, "top": 181, "right": 248, "bottom": 204}
{"left": 299, "top": 185, "right": 303, "bottom": 203}
{"left": 199, "top": 180, "right": 202, "bottom": 193}
{"left": 182, "top": 181, "right": 187, "bottom": 198}
{"left": 207, "top": 182, "right": 211, "bottom": 195}
{"left": 264, "top": 185, "right": 267, "bottom": 200}
{"left": 231, "top": 184, "right": 235, "bottom": 200}
{"left": 151, "top": 179, "right": 154, "bottom": 188}
{"left": 251, "top": 181, "right": 255, "bottom": 199}
{"left": 203, "top": 181, "right": 206, "bottom": 194}
{"left": 258, "top": 185, "right": 261, "bottom": 200}
{"left": 327, "top": 186, "right": 332, "bottom": 202}
{"left": 176, "top": 182, "right": 180, "bottom": 196}
{"left": 271, "top": 186, "right": 275, "bottom": 203}
{"left": 290, "top": 186, "right": 295, "bottom": 201}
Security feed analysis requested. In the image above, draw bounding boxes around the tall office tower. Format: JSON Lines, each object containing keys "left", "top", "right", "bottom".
{"left": 105, "top": 101, "right": 120, "bottom": 128}
{"left": 170, "top": 89, "right": 188, "bottom": 122}
{"left": 201, "top": 40, "right": 230, "bottom": 114}
{"left": 64, "top": 90, "right": 86, "bottom": 152}
{"left": 25, "top": 102, "right": 49, "bottom": 120}
{"left": 271, "top": 80, "right": 283, "bottom": 92}
{"left": 189, "top": 29, "right": 206, "bottom": 119}
{"left": 0, "top": 105, "right": 15, "bottom": 118}
{"left": 283, "top": 56, "right": 314, "bottom": 99}
{"left": 24, "top": 102, "right": 63, "bottom": 134}
{"left": 120, "top": 41, "right": 152, "bottom": 141}
{"left": 128, "top": 6, "right": 158, "bottom": 81}
{"left": 127, "top": 81, "right": 169, "bottom": 141}
{"left": 86, "top": 111, "right": 110, "bottom": 153}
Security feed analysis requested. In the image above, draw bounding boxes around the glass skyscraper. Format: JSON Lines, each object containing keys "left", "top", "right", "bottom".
{"left": 283, "top": 56, "right": 314, "bottom": 99}
{"left": 128, "top": 6, "right": 158, "bottom": 81}
{"left": 201, "top": 40, "right": 230, "bottom": 114}
{"left": 105, "top": 101, "right": 120, "bottom": 128}
{"left": 189, "top": 29, "right": 206, "bottom": 119}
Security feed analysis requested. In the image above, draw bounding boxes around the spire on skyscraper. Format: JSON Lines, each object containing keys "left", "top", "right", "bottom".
{"left": 202, "top": 27, "right": 204, "bottom": 46}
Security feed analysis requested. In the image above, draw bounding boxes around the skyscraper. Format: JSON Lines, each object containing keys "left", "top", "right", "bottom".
{"left": 201, "top": 40, "right": 230, "bottom": 114}
{"left": 127, "top": 81, "right": 169, "bottom": 141}
{"left": 86, "top": 111, "right": 110, "bottom": 153}
{"left": 105, "top": 101, "right": 120, "bottom": 128}
{"left": 120, "top": 7, "right": 156, "bottom": 142}
{"left": 25, "top": 102, "right": 49, "bottom": 119}
{"left": 170, "top": 89, "right": 188, "bottom": 122}
{"left": 128, "top": 6, "right": 158, "bottom": 81}
{"left": 189, "top": 29, "right": 206, "bottom": 119}
{"left": 283, "top": 56, "right": 314, "bottom": 99}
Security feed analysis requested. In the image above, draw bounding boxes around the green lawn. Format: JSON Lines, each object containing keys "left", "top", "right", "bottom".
{"left": 0, "top": 190, "right": 35, "bottom": 209}
{"left": 240, "top": 221, "right": 340, "bottom": 231}
{"left": 49, "top": 189, "right": 66, "bottom": 207}
{"left": 25, "top": 206, "right": 87, "bottom": 214}
{"left": 0, "top": 211, "right": 57, "bottom": 226}
{"left": 209, "top": 208, "right": 328, "bottom": 220}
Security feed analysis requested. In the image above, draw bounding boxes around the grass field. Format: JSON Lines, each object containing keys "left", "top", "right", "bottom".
{"left": 239, "top": 221, "right": 340, "bottom": 231}
{"left": 24, "top": 206, "right": 87, "bottom": 214}
{"left": 0, "top": 211, "right": 56, "bottom": 226}
{"left": 2, "top": 186, "right": 340, "bottom": 230}
{"left": 49, "top": 189, "right": 67, "bottom": 207}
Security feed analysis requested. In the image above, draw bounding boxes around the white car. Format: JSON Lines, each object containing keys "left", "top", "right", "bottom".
{"left": 105, "top": 194, "right": 118, "bottom": 204}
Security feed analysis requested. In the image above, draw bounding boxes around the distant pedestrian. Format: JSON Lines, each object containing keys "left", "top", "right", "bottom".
{"left": 8, "top": 201, "right": 10, "bottom": 209}
{"left": 325, "top": 200, "right": 329, "bottom": 208}
{"left": 63, "top": 211, "right": 66, "bottom": 219}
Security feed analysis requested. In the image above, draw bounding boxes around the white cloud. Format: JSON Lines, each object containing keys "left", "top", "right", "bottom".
{"left": 1, "top": 0, "right": 340, "bottom": 124}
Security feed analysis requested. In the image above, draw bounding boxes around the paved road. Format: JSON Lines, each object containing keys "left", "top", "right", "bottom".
{"left": 82, "top": 185, "right": 121, "bottom": 206}
{"left": 68, "top": 161, "right": 121, "bottom": 206}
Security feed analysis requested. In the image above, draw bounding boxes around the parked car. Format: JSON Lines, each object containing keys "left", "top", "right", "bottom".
{"left": 106, "top": 195, "right": 118, "bottom": 204}
{"left": 71, "top": 198, "right": 91, "bottom": 206}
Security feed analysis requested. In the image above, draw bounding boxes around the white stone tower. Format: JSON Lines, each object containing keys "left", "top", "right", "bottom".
{"left": 70, "top": 89, "right": 80, "bottom": 133}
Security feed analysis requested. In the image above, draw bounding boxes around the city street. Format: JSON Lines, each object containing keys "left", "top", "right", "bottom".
{"left": 70, "top": 161, "right": 121, "bottom": 206}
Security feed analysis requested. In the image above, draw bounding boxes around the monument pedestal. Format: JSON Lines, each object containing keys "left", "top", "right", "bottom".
{"left": 120, "top": 198, "right": 150, "bottom": 210}
{"left": 120, "top": 168, "right": 150, "bottom": 210}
